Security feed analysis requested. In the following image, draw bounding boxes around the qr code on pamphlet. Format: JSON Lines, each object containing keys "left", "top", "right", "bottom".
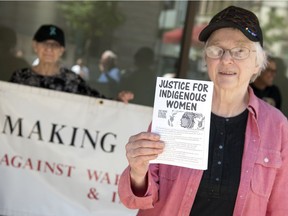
{"left": 158, "top": 110, "right": 167, "bottom": 119}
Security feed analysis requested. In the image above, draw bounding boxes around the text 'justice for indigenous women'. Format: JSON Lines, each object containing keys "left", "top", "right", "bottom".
{"left": 158, "top": 79, "right": 209, "bottom": 111}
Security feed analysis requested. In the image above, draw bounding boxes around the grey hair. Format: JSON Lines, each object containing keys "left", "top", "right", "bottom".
{"left": 203, "top": 41, "right": 268, "bottom": 83}
{"left": 102, "top": 50, "right": 117, "bottom": 60}
{"left": 100, "top": 50, "right": 118, "bottom": 71}
{"left": 251, "top": 42, "right": 268, "bottom": 82}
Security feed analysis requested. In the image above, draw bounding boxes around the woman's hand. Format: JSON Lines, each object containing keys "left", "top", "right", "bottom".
{"left": 126, "top": 132, "right": 164, "bottom": 190}
{"left": 117, "top": 90, "right": 134, "bottom": 103}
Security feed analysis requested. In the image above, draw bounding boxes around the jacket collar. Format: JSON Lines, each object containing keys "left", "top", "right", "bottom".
{"left": 247, "top": 86, "right": 259, "bottom": 119}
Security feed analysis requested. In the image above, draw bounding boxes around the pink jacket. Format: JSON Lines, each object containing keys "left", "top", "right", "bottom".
{"left": 118, "top": 88, "right": 288, "bottom": 216}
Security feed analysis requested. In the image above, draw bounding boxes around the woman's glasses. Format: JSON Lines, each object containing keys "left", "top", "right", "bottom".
{"left": 39, "top": 41, "right": 61, "bottom": 50}
{"left": 205, "top": 46, "right": 256, "bottom": 60}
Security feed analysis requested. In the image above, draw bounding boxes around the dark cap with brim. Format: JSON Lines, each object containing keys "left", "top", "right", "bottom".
{"left": 33, "top": 24, "right": 65, "bottom": 47}
{"left": 199, "top": 6, "right": 263, "bottom": 47}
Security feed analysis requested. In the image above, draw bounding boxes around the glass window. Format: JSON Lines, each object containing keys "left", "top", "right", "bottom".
{"left": 0, "top": 1, "right": 287, "bottom": 116}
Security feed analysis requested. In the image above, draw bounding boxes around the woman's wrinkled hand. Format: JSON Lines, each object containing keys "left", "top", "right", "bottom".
{"left": 126, "top": 132, "right": 164, "bottom": 182}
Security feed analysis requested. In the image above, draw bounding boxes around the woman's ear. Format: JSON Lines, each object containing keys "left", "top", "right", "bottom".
{"left": 32, "top": 40, "right": 38, "bottom": 53}
{"left": 59, "top": 47, "right": 65, "bottom": 57}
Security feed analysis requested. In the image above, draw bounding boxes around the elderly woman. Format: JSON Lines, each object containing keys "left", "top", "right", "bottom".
{"left": 10, "top": 24, "right": 133, "bottom": 103}
{"left": 118, "top": 6, "right": 288, "bottom": 216}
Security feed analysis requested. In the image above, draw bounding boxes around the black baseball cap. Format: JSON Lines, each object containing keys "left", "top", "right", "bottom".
{"left": 33, "top": 24, "right": 65, "bottom": 47}
{"left": 199, "top": 6, "right": 263, "bottom": 47}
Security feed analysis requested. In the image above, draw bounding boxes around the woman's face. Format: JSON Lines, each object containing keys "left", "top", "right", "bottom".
{"left": 33, "top": 40, "right": 64, "bottom": 64}
{"left": 205, "top": 28, "right": 260, "bottom": 92}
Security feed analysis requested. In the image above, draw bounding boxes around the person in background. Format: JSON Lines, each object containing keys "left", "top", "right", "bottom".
{"left": 118, "top": 6, "right": 288, "bottom": 216}
{"left": 98, "top": 50, "right": 121, "bottom": 83}
{"left": 97, "top": 50, "right": 122, "bottom": 98}
{"left": 71, "top": 57, "right": 90, "bottom": 81}
{"left": 273, "top": 57, "right": 288, "bottom": 117}
{"left": 0, "top": 25, "right": 29, "bottom": 81}
{"left": 10, "top": 24, "right": 133, "bottom": 103}
{"left": 251, "top": 55, "right": 282, "bottom": 109}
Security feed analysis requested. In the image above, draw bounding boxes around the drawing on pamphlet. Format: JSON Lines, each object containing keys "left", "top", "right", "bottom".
{"left": 166, "top": 110, "right": 205, "bottom": 130}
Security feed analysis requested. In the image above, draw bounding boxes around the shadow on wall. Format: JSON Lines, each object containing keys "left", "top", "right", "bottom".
{"left": 0, "top": 25, "right": 29, "bottom": 82}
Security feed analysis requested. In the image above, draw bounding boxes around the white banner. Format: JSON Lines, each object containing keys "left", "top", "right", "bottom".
{"left": 0, "top": 81, "right": 152, "bottom": 216}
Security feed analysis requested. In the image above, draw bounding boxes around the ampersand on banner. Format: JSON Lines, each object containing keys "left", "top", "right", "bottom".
{"left": 87, "top": 188, "right": 99, "bottom": 200}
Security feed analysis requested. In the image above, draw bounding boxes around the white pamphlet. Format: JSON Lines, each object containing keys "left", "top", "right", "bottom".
{"left": 150, "top": 77, "right": 213, "bottom": 170}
